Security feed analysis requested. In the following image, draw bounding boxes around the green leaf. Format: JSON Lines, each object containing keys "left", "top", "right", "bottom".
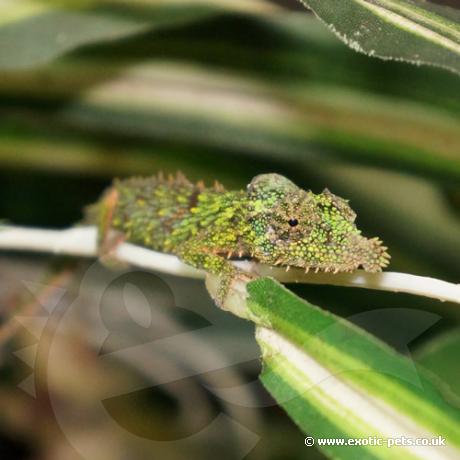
{"left": 298, "top": 0, "right": 460, "bottom": 75}
{"left": 0, "top": 1, "right": 146, "bottom": 69}
{"left": 0, "top": 0, "right": 275, "bottom": 69}
{"left": 247, "top": 278, "right": 460, "bottom": 459}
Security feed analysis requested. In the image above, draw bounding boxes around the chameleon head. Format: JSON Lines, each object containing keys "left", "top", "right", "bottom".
{"left": 247, "top": 174, "right": 390, "bottom": 272}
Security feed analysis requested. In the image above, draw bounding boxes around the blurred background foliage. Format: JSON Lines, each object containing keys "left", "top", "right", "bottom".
{"left": 0, "top": 1, "right": 459, "bottom": 459}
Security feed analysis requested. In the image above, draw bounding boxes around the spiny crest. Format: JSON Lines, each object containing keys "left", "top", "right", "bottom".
{"left": 117, "top": 171, "right": 193, "bottom": 190}
{"left": 246, "top": 173, "right": 390, "bottom": 273}
{"left": 118, "top": 171, "right": 227, "bottom": 199}
{"left": 213, "top": 179, "right": 226, "bottom": 192}
{"left": 159, "top": 170, "right": 191, "bottom": 187}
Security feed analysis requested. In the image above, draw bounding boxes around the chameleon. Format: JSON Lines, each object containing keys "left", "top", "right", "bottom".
{"left": 86, "top": 172, "right": 390, "bottom": 304}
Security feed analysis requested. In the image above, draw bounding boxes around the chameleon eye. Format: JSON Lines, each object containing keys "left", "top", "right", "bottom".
{"left": 288, "top": 218, "right": 299, "bottom": 227}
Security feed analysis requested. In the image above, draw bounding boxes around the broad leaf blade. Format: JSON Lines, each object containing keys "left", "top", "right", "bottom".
{"left": 298, "top": 0, "right": 460, "bottom": 74}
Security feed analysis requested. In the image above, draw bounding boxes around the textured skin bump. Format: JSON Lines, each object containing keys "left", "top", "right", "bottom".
{"left": 88, "top": 172, "right": 390, "bottom": 300}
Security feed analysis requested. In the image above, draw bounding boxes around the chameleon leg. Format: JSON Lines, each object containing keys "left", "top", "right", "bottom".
{"left": 176, "top": 243, "right": 251, "bottom": 306}
{"left": 95, "top": 188, "right": 127, "bottom": 267}
{"left": 96, "top": 187, "right": 119, "bottom": 252}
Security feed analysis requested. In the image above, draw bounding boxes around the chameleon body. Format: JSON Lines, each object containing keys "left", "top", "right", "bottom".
{"left": 88, "top": 172, "right": 389, "bottom": 303}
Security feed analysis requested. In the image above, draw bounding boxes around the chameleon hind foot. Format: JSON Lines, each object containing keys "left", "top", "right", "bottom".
{"left": 98, "top": 231, "right": 129, "bottom": 269}
{"left": 93, "top": 187, "right": 129, "bottom": 269}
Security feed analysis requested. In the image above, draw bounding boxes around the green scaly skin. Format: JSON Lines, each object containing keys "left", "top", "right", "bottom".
{"left": 88, "top": 172, "right": 390, "bottom": 305}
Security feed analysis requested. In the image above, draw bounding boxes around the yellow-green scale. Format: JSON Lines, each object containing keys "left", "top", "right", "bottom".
{"left": 112, "top": 176, "right": 249, "bottom": 256}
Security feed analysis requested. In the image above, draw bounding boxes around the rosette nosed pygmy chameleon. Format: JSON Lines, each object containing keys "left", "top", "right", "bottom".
{"left": 87, "top": 172, "right": 390, "bottom": 304}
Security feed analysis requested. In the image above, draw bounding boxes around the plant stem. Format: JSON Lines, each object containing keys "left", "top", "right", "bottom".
{"left": 1, "top": 225, "right": 459, "bottom": 304}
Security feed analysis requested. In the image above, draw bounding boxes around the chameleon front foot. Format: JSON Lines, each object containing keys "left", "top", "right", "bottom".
{"left": 205, "top": 270, "right": 257, "bottom": 319}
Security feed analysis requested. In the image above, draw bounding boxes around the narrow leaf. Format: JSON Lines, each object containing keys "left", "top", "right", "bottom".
{"left": 0, "top": 0, "right": 276, "bottom": 69}
{"left": 299, "top": 0, "right": 460, "bottom": 74}
{"left": 247, "top": 278, "right": 460, "bottom": 459}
